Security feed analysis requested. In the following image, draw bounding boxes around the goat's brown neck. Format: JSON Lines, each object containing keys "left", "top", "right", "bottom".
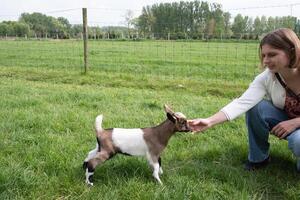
{"left": 152, "top": 119, "right": 176, "bottom": 146}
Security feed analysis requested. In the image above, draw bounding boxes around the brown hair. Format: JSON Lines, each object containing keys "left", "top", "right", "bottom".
{"left": 259, "top": 28, "right": 300, "bottom": 69}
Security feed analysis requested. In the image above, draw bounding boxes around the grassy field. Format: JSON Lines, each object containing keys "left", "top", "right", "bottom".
{"left": 0, "top": 40, "right": 299, "bottom": 199}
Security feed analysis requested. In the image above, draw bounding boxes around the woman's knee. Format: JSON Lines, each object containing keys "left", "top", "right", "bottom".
{"left": 289, "top": 132, "right": 300, "bottom": 157}
{"left": 246, "top": 100, "right": 270, "bottom": 119}
{"left": 247, "top": 100, "right": 288, "bottom": 129}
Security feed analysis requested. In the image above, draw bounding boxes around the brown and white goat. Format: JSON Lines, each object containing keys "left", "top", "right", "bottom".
{"left": 83, "top": 105, "right": 190, "bottom": 186}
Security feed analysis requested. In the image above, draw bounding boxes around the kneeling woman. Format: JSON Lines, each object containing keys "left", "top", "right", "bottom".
{"left": 189, "top": 28, "right": 300, "bottom": 171}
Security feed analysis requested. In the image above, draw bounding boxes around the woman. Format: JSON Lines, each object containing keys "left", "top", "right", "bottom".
{"left": 188, "top": 28, "right": 300, "bottom": 171}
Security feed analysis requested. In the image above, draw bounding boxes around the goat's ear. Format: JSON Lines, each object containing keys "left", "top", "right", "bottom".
{"left": 167, "top": 113, "right": 176, "bottom": 123}
{"left": 164, "top": 104, "right": 175, "bottom": 114}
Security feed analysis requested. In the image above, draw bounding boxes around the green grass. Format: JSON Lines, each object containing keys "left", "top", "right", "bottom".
{"left": 0, "top": 40, "right": 299, "bottom": 199}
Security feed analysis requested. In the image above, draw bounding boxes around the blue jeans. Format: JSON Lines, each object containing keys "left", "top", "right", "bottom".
{"left": 246, "top": 100, "right": 300, "bottom": 171}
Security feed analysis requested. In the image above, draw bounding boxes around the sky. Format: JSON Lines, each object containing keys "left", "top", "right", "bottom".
{"left": 1, "top": 0, "right": 300, "bottom": 26}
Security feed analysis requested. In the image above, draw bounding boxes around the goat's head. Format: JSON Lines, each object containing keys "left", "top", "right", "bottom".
{"left": 164, "top": 104, "right": 190, "bottom": 132}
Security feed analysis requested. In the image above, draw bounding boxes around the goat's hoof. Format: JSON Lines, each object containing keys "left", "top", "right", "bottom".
{"left": 86, "top": 177, "right": 94, "bottom": 186}
{"left": 159, "top": 168, "right": 163, "bottom": 175}
{"left": 86, "top": 181, "right": 94, "bottom": 187}
{"left": 154, "top": 177, "right": 163, "bottom": 185}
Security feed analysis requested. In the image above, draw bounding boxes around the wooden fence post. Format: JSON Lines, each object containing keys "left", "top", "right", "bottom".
{"left": 82, "top": 8, "right": 88, "bottom": 73}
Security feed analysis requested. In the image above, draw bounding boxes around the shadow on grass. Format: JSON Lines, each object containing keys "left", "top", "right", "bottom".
{"left": 74, "top": 142, "right": 299, "bottom": 198}
{"left": 168, "top": 143, "right": 300, "bottom": 198}
{"left": 75, "top": 155, "right": 155, "bottom": 185}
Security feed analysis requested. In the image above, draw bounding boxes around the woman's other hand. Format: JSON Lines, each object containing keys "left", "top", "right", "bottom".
{"left": 271, "top": 118, "right": 300, "bottom": 139}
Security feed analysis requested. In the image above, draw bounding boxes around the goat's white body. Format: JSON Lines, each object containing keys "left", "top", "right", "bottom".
{"left": 112, "top": 128, "right": 148, "bottom": 156}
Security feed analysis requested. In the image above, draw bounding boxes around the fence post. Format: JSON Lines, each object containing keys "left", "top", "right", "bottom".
{"left": 82, "top": 8, "right": 88, "bottom": 74}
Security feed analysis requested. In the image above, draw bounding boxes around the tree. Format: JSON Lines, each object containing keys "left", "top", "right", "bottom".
{"left": 246, "top": 17, "right": 253, "bottom": 39}
{"left": 19, "top": 13, "right": 48, "bottom": 37}
{"left": 70, "top": 24, "right": 83, "bottom": 38}
{"left": 281, "top": 16, "right": 297, "bottom": 29}
{"left": 267, "top": 17, "right": 276, "bottom": 32}
{"left": 0, "top": 21, "right": 29, "bottom": 37}
{"left": 19, "top": 12, "right": 70, "bottom": 38}
{"left": 253, "top": 17, "right": 262, "bottom": 38}
{"left": 210, "top": 3, "right": 225, "bottom": 38}
{"left": 223, "top": 12, "right": 232, "bottom": 38}
{"left": 13, "top": 22, "right": 30, "bottom": 36}
{"left": 0, "top": 22, "right": 11, "bottom": 36}
{"left": 124, "top": 9, "right": 134, "bottom": 38}
{"left": 295, "top": 19, "right": 300, "bottom": 36}
{"left": 231, "top": 14, "right": 246, "bottom": 38}
{"left": 57, "top": 17, "right": 72, "bottom": 38}
{"left": 198, "top": 1, "right": 210, "bottom": 38}
{"left": 260, "top": 16, "right": 267, "bottom": 33}
{"left": 137, "top": 5, "right": 156, "bottom": 38}
{"left": 137, "top": 1, "right": 219, "bottom": 39}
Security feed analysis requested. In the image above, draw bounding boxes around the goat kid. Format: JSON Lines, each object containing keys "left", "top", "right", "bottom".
{"left": 83, "top": 105, "right": 190, "bottom": 186}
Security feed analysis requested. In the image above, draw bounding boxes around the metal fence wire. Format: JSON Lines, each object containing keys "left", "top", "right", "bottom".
{"left": 0, "top": 6, "right": 271, "bottom": 85}
{"left": 0, "top": 38, "right": 260, "bottom": 80}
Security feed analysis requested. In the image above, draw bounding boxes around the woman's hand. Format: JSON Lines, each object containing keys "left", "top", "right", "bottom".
{"left": 188, "top": 118, "right": 211, "bottom": 133}
{"left": 271, "top": 119, "right": 299, "bottom": 139}
{"left": 188, "top": 112, "right": 228, "bottom": 134}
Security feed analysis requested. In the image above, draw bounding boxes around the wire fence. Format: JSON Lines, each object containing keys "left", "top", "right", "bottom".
{"left": 0, "top": 38, "right": 260, "bottom": 82}
{"left": 0, "top": 6, "right": 271, "bottom": 85}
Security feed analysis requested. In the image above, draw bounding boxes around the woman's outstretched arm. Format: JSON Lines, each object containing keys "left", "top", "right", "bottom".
{"left": 188, "top": 111, "right": 228, "bottom": 133}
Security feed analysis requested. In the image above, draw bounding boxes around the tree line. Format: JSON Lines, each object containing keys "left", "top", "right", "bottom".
{"left": 136, "top": 1, "right": 300, "bottom": 39}
{"left": 0, "top": 1, "right": 299, "bottom": 40}
{"left": 0, "top": 13, "right": 82, "bottom": 39}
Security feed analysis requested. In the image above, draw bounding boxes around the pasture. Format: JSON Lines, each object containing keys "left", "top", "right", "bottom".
{"left": 0, "top": 39, "right": 299, "bottom": 199}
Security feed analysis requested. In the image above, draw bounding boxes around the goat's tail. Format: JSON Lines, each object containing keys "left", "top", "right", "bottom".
{"left": 95, "top": 114, "right": 103, "bottom": 132}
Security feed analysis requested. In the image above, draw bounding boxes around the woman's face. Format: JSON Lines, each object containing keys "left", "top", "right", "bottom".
{"left": 261, "top": 44, "right": 290, "bottom": 73}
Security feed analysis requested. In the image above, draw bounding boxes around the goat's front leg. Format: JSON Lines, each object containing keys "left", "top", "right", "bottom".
{"left": 152, "top": 162, "right": 163, "bottom": 185}
{"left": 146, "top": 153, "right": 163, "bottom": 185}
{"left": 158, "top": 157, "right": 163, "bottom": 175}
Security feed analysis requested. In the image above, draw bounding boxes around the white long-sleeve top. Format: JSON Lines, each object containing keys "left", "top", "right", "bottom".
{"left": 220, "top": 68, "right": 286, "bottom": 121}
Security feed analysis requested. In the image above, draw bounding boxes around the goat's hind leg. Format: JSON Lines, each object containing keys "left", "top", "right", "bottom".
{"left": 85, "top": 151, "right": 110, "bottom": 186}
{"left": 83, "top": 143, "right": 99, "bottom": 170}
